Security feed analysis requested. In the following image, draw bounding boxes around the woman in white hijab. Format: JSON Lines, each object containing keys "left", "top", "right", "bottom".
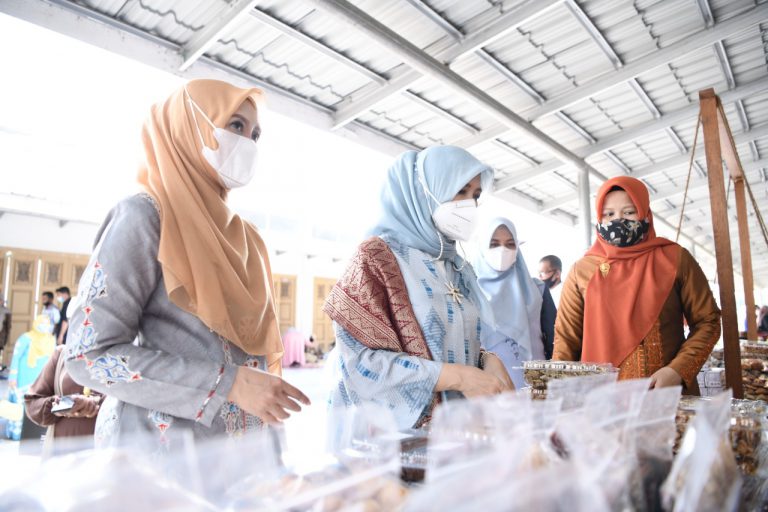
{"left": 474, "top": 218, "right": 556, "bottom": 387}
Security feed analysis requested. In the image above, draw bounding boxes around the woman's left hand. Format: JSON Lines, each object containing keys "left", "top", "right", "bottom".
{"left": 649, "top": 367, "right": 682, "bottom": 389}
{"left": 57, "top": 395, "right": 101, "bottom": 418}
{"left": 482, "top": 353, "right": 515, "bottom": 392}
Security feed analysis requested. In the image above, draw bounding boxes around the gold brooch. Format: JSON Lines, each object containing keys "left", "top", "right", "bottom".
{"left": 599, "top": 262, "right": 610, "bottom": 278}
{"left": 445, "top": 281, "right": 464, "bottom": 304}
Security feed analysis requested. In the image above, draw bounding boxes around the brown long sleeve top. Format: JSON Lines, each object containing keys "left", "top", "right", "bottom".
{"left": 553, "top": 247, "right": 721, "bottom": 394}
{"left": 24, "top": 346, "right": 102, "bottom": 438}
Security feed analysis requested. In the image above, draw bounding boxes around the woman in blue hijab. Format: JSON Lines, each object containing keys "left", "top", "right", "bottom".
{"left": 324, "top": 146, "right": 514, "bottom": 429}
{"left": 474, "top": 218, "right": 556, "bottom": 388}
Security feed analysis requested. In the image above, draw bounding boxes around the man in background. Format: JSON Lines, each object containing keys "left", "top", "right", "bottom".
{"left": 55, "top": 286, "right": 71, "bottom": 344}
{"left": 41, "top": 291, "right": 60, "bottom": 331}
{"left": 538, "top": 255, "right": 563, "bottom": 308}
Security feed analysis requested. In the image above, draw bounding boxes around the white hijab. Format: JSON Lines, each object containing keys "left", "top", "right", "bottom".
{"left": 474, "top": 218, "right": 544, "bottom": 360}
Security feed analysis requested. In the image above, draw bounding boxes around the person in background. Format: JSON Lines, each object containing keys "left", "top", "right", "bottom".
{"left": 25, "top": 345, "right": 104, "bottom": 454}
{"left": 6, "top": 315, "right": 56, "bottom": 440}
{"left": 554, "top": 177, "right": 721, "bottom": 393}
{"left": 0, "top": 290, "right": 9, "bottom": 372}
{"left": 41, "top": 291, "right": 61, "bottom": 331}
{"left": 474, "top": 218, "right": 556, "bottom": 388}
{"left": 55, "top": 286, "right": 72, "bottom": 345}
{"left": 65, "top": 79, "right": 309, "bottom": 448}
{"left": 758, "top": 306, "right": 768, "bottom": 339}
{"left": 281, "top": 327, "right": 309, "bottom": 368}
{"left": 324, "top": 146, "right": 513, "bottom": 431}
{"left": 538, "top": 255, "right": 563, "bottom": 307}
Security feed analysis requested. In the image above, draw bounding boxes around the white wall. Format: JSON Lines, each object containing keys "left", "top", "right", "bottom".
{"left": 0, "top": 212, "right": 98, "bottom": 255}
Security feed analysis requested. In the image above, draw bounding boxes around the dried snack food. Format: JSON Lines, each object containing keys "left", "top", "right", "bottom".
{"left": 523, "top": 361, "right": 617, "bottom": 400}
{"left": 673, "top": 397, "right": 766, "bottom": 476}
{"left": 742, "top": 358, "right": 768, "bottom": 402}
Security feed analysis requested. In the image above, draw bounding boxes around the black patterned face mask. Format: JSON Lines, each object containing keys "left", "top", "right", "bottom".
{"left": 596, "top": 218, "right": 650, "bottom": 247}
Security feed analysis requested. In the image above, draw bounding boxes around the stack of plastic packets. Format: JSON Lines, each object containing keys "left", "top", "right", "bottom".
{"left": 697, "top": 367, "right": 726, "bottom": 397}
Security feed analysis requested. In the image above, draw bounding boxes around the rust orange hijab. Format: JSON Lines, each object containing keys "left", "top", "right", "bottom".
{"left": 137, "top": 79, "right": 283, "bottom": 374}
{"left": 582, "top": 176, "right": 680, "bottom": 367}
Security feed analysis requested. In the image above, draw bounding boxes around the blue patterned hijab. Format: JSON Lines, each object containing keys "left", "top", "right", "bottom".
{"left": 369, "top": 146, "right": 493, "bottom": 262}
{"left": 474, "top": 217, "right": 544, "bottom": 360}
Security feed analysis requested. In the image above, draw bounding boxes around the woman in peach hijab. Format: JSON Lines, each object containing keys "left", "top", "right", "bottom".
{"left": 553, "top": 176, "right": 720, "bottom": 394}
{"left": 65, "top": 79, "right": 309, "bottom": 446}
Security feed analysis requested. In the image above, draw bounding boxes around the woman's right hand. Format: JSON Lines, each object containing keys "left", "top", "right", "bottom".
{"left": 436, "top": 364, "right": 506, "bottom": 398}
{"left": 227, "top": 366, "right": 311, "bottom": 424}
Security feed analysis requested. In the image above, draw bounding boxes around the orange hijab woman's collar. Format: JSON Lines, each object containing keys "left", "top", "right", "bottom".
{"left": 580, "top": 176, "right": 680, "bottom": 369}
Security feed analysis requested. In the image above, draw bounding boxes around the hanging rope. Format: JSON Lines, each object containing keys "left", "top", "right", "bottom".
{"left": 676, "top": 113, "right": 702, "bottom": 243}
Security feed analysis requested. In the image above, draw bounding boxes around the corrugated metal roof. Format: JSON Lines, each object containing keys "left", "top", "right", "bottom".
{"left": 7, "top": 0, "right": 768, "bottom": 283}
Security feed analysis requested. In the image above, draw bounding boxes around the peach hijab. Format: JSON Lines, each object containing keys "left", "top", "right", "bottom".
{"left": 137, "top": 79, "right": 283, "bottom": 374}
{"left": 581, "top": 176, "right": 680, "bottom": 368}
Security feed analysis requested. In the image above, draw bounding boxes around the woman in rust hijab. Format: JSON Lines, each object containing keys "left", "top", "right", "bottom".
{"left": 65, "top": 79, "right": 309, "bottom": 446}
{"left": 553, "top": 176, "right": 720, "bottom": 394}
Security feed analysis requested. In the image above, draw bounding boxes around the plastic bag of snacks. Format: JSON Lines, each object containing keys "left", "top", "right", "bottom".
{"left": 554, "top": 379, "right": 650, "bottom": 510}
{"left": 425, "top": 393, "right": 533, "bottom": 481}
{"left": 0, "top": 439, "right": 214, "bottom": 512}
{"left": 523, "top": 361, "right": 617, "bottom": 400}
{"left": 214, "top": 403, "right": 408, "bottom": 511}
{"left": 741, "top": 342, "right": 768, "bottom": 359}
{"left": 662, "top": 391, "right": 742, "bottom": 512}
{"left": 624, "top": 386, "right": 682, "bottom": 512}
{"left": 546, "top": 371, "right": 620, "bottom": 411}
{"left": 404, "top": 454, "right": 610, "bottom": 512}
{"left": 741, "top": 358, "right": 768, "bottom": 402}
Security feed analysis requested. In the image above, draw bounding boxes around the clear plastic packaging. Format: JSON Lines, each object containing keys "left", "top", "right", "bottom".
{"left": 729, "top": 400, "right": 766, "bottom": 476}
{"left": 662, "top": 391, "right": 742, "bottom": 512}
{"left": 741, "top": 358, "right": 768, "bottom": 402}
{"left": 546, "top": 371, "right": 620, "bottom": 411}
{"left": 523, "top": 361, "right": 618, "bottom": 400}
{"left": 625, "top": 386, "right": 682, "bottom": 512}
{"left": 0, "top": 441, "right": 213, "bottom": 512}
{"left": 219, "top": 403, "right": 406, "bottom": 511}
{"left": 741, "top": 342, "right": 768, "bottom": 359}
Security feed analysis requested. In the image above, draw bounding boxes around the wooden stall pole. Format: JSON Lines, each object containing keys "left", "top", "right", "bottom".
{"left": 733, "top": 180, "right": 758, "bottom": 340}
{"left": 715, "top": 100, "right": 758, "bottom": 341}
{"left": 699, "top": 89, "right": 743, "bottom": 398}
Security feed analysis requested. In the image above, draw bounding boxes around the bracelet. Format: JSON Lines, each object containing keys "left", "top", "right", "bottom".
{"left": 479, "top": 351, "right": 494, "bottom": 369}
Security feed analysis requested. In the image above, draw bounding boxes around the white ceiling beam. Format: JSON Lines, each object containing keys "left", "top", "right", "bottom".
{"left": 249, "top": 6, "right": 485, "bottom": 137}
{"left": 249, "top": 7, "right": 386, "bottom": 86}
{"left": 179, "top": 0, "right": 259, "bottom": 71}
{"left": 695, "top": 0, "right": 715, "bottom": 28}
{"left": 306, "top": 0, "right": 606, "bottom": 186}
{"left": 493, "top": 76, "right": 768, "bottom": 191}
{"left": 563, "top": 0, "right": 623, "bottom": 68}
{"left": 649, "top": 157, "right": 768, "bottom": 203}
{"left": 713, "top": 40, "right": 736, "bottom": 89}
{"left": 0, "top": 0, "right": 415, "bottom": 159}
{"left": 523, "top": 3, "right": 768, "bottom": 120}
{"left": 329, "top": 0, "right": 563, "bottom": 128}
{"left": 540, "top": 125, "right": 768, "bottom": 211}
{"left": 629, "top": 78, "right": 662, "bottom": 118}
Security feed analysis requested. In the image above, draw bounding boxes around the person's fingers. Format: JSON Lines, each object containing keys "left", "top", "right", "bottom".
{"left": 277, "top": 395, "right": 302, "bottom": 412}
{"left": 260, "top": 411, "right": 279, "bottom": 425}
{"left": 83, "top": 401, "right": 98, "bottom": 417}
{"left": 270, "top": 406, "right": 290, "bottom": 421}
{"left": 282, "top": 381, "right": 311, "bottom": 405}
